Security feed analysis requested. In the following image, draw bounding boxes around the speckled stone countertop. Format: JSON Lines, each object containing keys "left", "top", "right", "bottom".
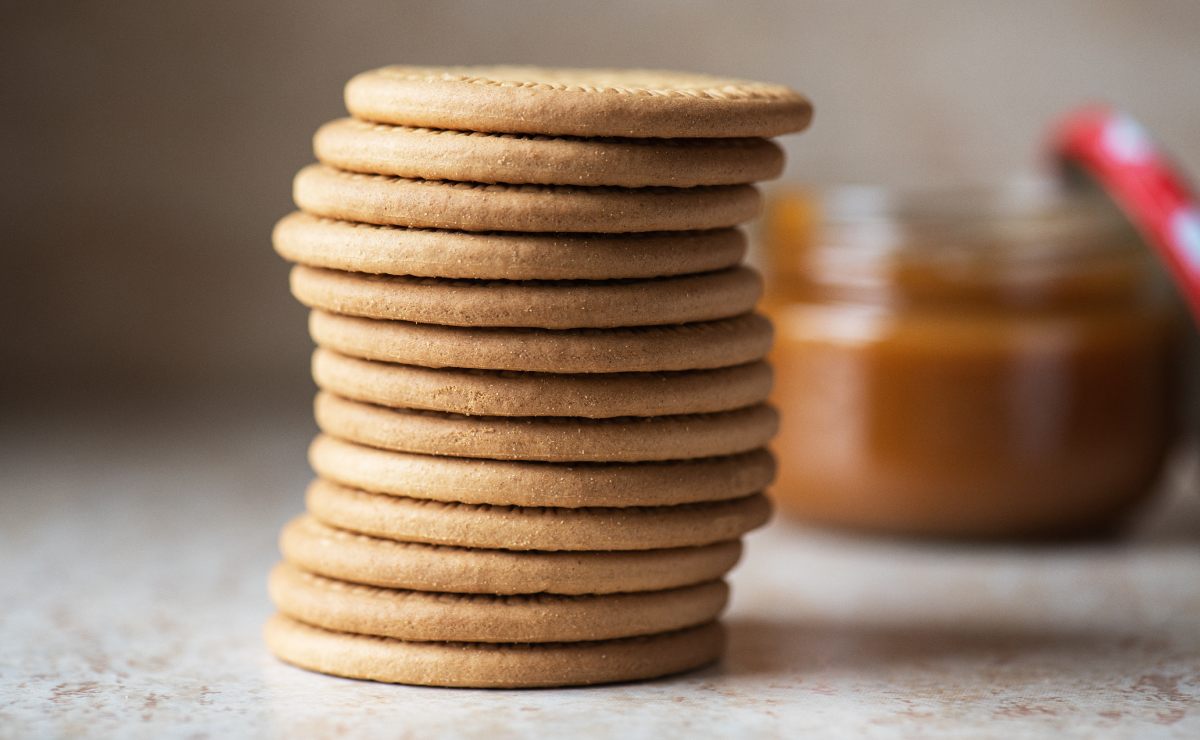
{"left": 3, "top": 404, "right": 1199, "bottom": 738}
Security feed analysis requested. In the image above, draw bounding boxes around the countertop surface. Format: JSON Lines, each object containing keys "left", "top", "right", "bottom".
{"left": 3, "top": 403, "right": 1199, "bottom": 739}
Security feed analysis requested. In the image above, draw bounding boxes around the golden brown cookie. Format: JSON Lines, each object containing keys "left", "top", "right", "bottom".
{"left": 308, "top": 311, "right": 773, "bottom": 373}
{"left": 290, "top": 264, "right": 762, "bottom": 329}
{"left": 311, "top": 349, "right": 772, "bottom": 418}
{"left": 313, "top": 118, "right": 784, "bottom": 186}
{"left": 269, "top": 563, "right": 727, "bottom": 643}
{"left": 293, "top": 165, "right": 760, "bottom": 233}
{"left": 265, "top": 613, "right": 724, "bottom": 688}
{"left": 279, "top": 515, "right": 742, "bottom": 595}
{"left": 344, "top": 65, "right": 812, "bottom": 138}
{"left": 314, "top": 392, "right": 778, "bottom": 462}
{"left": 308, "top": 435, "right": 776, "bottom": 508}
{"left": 273, "top": 212, "right": 748, "bottom": 281}
{"left": 305, "top": 479, "right": 771, "bottom": 551}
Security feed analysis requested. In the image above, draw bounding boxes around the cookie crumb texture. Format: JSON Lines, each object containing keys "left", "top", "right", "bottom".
{"left": 269, "top": 64, "right": 806, "bottom": 687}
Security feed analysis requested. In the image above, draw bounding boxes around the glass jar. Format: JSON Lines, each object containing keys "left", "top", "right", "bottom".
{"left": 764, "top": 183, "right": 1182, "bottom": 539}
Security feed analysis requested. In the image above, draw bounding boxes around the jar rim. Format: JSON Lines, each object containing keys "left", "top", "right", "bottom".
{"left": 816, "top": 177, "right": 1112, "bottom": 223}
{"left": 803, "top": 178, "right": 1140, "bottom": 260}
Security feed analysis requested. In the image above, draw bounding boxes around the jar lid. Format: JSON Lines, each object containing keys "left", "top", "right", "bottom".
{"left": 1053, "top": 106, "right": 1200, "bottom": 320}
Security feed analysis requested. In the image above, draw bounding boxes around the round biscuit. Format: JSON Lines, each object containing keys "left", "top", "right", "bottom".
{"left": 344, "top": 65, "right": 812, "bottom": 138}
{"left": 265, "top": 613, "right": 724, "bottom": 688}
{"left": 308, "top": 435, "right": 776, "bottom": 508}
{"left": 279, "top": 515, "right": 743, "bottom": 595}
{"left": 294, "top": 164, "right": 760, "bottom": 233}
{"left": 273, "top": 212, "right": 748, "bottom": 280}
{"left": 269, "top": 563, "right": 727, "bottom": 643}
{"left": 314, "top": 118, "right": 784, "bottom": 187}
{"left": 314, "top": 392, "right": 778, "bottom": 462}
{"left": 311, "top": 349, "right": 772, "bottom": 418}
{"left": 290, "top": 264, "right": 762, "bottom": 329}
{"left": 305, "top": 479, "right": 772, "bottom": 551}
{"left": 308, "top": 311, "right": 773, "bottom": 373}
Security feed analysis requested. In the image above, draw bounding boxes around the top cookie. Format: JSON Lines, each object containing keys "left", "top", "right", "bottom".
{"left": 344, "top": 66, "right": 813, "bottom": 138}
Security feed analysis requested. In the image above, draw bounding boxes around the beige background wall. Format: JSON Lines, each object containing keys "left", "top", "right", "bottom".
{"left": 4, "top": 0, "right": 1199, "bottom": 407}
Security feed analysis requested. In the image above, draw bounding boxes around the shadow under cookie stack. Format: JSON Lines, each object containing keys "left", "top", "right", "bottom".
{"left": 266, "top": 66, "right": 812, "bottom": 688}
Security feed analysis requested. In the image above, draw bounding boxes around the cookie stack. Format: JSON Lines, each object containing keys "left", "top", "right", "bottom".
{"left": 266, "top": 66, "right": 812, "bottom": 688}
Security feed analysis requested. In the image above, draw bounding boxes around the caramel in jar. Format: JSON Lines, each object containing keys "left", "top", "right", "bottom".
{"left": 765, "top": 186, "right": 1181, "bottom": 538}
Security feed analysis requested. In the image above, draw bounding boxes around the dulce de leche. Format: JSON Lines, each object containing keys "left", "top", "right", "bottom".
{"left": 764, "top": 186, "right": 1181, "bottom": 539}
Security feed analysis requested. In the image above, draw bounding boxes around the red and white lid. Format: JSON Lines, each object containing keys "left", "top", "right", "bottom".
{"left": 1053, "top": 106, "right": 1200, "bottom": 320}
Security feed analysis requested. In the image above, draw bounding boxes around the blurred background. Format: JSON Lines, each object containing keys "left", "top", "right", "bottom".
{"left": 4, "top": 0, "right": 1200, "bottom": 415}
